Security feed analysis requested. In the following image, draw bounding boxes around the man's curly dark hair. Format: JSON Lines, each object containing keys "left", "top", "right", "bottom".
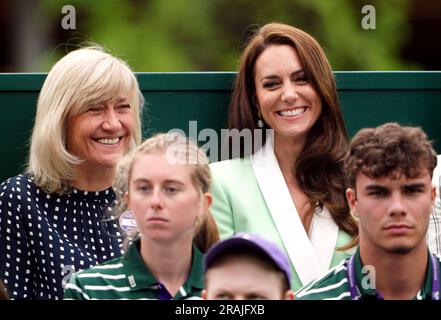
{"left": 344, "top": 122, "right": 438, "bottom": 188}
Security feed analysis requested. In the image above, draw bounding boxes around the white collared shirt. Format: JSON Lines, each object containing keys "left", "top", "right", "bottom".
{"left": 428, "top": 155, "right": 441, "bottom": 255}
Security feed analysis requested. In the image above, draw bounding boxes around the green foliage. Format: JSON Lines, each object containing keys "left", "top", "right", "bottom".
{"left": 38, "top": 0, "right": 414, "bottom": 71}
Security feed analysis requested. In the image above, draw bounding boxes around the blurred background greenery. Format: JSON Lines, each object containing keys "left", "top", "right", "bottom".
{"left": 1, "top": 0, "right": 440, "bottom": 72}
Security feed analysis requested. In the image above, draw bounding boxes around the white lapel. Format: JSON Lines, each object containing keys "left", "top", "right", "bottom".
{"left": 309, "top": 206, "right": 339, "bottom": 271}
{"left": 250, "top": 134, "right": 339, "bottom": 285}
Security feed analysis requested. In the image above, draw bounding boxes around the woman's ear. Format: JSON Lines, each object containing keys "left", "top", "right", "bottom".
{"left": 203, "top": 193, "right": 213, "bottom": 213}
{"left": 123, "top": 191, "right": 130, "bottom": 207}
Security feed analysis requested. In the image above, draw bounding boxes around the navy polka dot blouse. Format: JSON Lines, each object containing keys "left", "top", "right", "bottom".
{"left": 0, "top": 174, "right": 123, "bottom": 299}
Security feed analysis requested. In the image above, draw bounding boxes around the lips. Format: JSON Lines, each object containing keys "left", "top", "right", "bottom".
{"left": 147, "top": 217, "right": 169, "bottom": 223}
{"left": 383, "top": 224, "right": 413, "bottom": 234}
{"left": 384, "top": 223, "right": 412, "bottom": 229}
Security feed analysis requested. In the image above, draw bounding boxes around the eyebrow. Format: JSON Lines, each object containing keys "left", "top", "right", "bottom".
{"left": 364, "top": 185, "right": 388, "bottom": 191}
{"left": 83, "top": 97, "right": 129, "bottom": 109}
{"left": 115, "top": 97, "right": 129, "bottom": 103}
{"left": 259, "top": 69, "right": 305, "bottom": 82}
{"left": 132, "top": 178, "right": 149, "bottom": 184}
{"left": 364, "top": 182, "right": 427, "bottom": 191}
{"left": 403, "top": 183, "right": 426, "bottom": 189}
{"left": 132, "top": 178, "right": 184, "bottom": 185}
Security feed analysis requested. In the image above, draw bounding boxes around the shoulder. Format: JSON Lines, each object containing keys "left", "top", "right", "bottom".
{"left": 67, "top": 255, "right": 126, "bottom": 286}
{"left": 0, "top": 174, "right": 34, "bottom": 194}
{"left": 64, "top": 252, "right": 135, "bottom": 300}
{"left": 74, "top": 255, "right": 126, "bottom": 278}
{"left": 295, "top": 259, "right": 351, "bottom": 300}
{"left": 0, "top": 175, "right": 40, "bottom": 210}
{"left": 209, "top": 158, "right": 258, "bottom": 198}
{"left": 210, "top": 157, "right": 251, "bottom": 170}
{"left": 210, "top": 158, "right": 254, "bottom": 183}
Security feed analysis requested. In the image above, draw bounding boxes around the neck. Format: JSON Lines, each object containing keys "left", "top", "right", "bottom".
{"left": 72, "top": 163, "right": 115, "bottom": 191}
{"left": 359, "top": 242, "right": 428, "bottom": 300}
{"left": 139, "top": 236, "right": 193, "bottom": 296}
{"left": 273, "top": 133, "right": 305, "bottom": 176}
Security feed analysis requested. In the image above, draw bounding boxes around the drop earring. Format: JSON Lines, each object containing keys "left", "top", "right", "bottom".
{"left": 257, "top": 110, "right": 264, "bottom": 128}
{"left": 350, "top": 209, "right": 359, "bottom": 222}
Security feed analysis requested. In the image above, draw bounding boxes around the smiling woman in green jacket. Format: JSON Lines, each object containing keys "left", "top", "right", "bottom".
{"left": 210, "top": 22, "right": 358, "bottom": 291}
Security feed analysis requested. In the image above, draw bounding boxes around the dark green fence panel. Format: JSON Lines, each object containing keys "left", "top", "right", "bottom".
{"left": 0, "top": 72, "right": 440, "bottom": 183}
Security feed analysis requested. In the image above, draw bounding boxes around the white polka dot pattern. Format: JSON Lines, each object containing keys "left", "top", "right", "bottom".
{"left": 0, "top": 175, "right": 123, "bottom": 299}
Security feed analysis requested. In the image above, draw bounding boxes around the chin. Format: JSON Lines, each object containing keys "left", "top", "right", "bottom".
{"left": 145, "top": 234, "right": 174, "bottom": 245}
{"left": 384, "top": 242, "right": 414, "bottom": 255}
{"left": 95, "top": 158, "right": 121, "bottom": 169}
{"left": 275, "top": 126, "right": 310, "bottom": 138}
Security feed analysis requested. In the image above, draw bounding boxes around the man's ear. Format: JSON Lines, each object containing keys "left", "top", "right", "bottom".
{"left": 431, "top": 185, "right": 437, "bottom": 206}
{"left": 201, "top": 289, "right": 207, "bottom": 300}
{"left": 284, "top": 290, "right": 295, "bottom": 300}
{"left": 346, "top": 188, "right": 358, "bottom": 218}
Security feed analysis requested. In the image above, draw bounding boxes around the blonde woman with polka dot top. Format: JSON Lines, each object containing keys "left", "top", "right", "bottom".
{"left": 0, "top": 47, "right": 143, "bottom": 299}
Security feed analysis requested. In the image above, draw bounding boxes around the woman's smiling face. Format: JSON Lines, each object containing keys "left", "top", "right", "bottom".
{"left": 66, "top": 95, "right": 134, "bottom": 170}
{"left": 254, "top": 44, "right": 322, "bottom": 143}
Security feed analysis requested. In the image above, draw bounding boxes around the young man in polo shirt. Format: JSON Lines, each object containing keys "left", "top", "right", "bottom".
{"left": 296, "top": 122, "right": 440, "bottom": 300}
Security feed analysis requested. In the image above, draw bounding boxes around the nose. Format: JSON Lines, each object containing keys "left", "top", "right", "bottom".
{"left": 281, "top": 82, "right": 298, "bottom": 103}
{"left": 150, "top": 189, "right": 163, "bottom": 210}
{"left": 387, "top": 192, "right": 407, "bottom": 217}
{"left": 102, "top": 108, "right": 122, "bottom": 132}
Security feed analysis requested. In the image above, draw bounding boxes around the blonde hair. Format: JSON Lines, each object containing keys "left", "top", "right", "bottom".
{"left": 113, "top": 132, "right": 219, "bottom": 253}
{"left": 27, "top": 46, "right": 144, "bottom": 193}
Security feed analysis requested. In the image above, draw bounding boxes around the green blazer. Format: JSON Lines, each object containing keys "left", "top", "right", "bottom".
{"left": 210, "top": 157, "right": 354, "bottom": 290}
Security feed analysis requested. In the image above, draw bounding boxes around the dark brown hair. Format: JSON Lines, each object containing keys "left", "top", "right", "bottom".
{"left": 344, "top": 122, "right": 438, "bottom": 188}
{"left": 229, "top": 22, "right": 357, "bottom": 243}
